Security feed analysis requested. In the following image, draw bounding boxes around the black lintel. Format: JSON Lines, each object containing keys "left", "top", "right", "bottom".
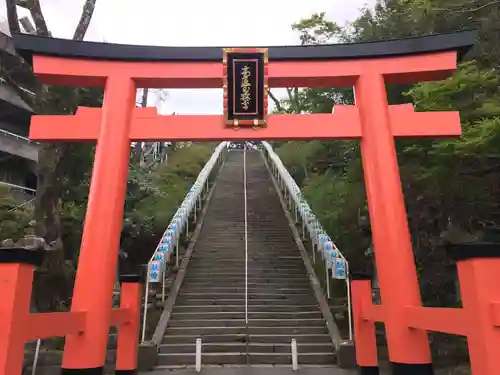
{"left": 12, "top": 30, "right": 477, "bottom": 66}
{"left": 0, "top": 247, "right": 44, "bottom": 266}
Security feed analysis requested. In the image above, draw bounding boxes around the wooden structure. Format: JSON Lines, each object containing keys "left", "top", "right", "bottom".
{"left": 0, "top": 30, "right": 491, "bottom": 375}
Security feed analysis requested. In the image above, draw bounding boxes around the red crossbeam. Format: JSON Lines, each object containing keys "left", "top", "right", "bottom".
{"left": 357, "top": 299, "right": 468, "bottom": 336}
{"left": 491, "top": 302, "right": 500, "bottom": 327}
{"left": 110, "top": 308, "right": 132, "bottom": 326}
{"left": 361, "top": 304, "right": 386, "bottom": 323}
{"left": 403, "top": 306, "right": 468, "bottom": 336}
{"left": 33, "top": 52, "right": 457, "bottom": 88}
{"left": 21, "top": 308, "right": 133, "bottom": 341}
{"left": 23, "top": 312, "right": 86, "bottom": 340}
{"left": 29, "top": 104, "right": 460, "bottom": 142}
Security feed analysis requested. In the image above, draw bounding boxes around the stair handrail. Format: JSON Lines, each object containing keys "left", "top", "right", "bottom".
{"left": 0, "top": 128, "right": 40, "bottom": 145}
{"left": 261, "top": 141, "right": 353, "bottom": 341}
{"left": 141, "top": 141, "right": 227, "bottom": 342}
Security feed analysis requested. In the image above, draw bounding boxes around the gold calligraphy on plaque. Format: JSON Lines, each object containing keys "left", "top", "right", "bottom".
{"left": 240, "top": 65, "right": 252, "bottom": 111}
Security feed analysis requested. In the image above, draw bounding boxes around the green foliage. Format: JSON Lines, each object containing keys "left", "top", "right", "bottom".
{"left": 114, "top": 143, "right": 216, "bottom": 266}
{"left": 292, "top": 12, "right": 344, "bottom": 44}
{"left": 0, "top": 186, "right": 33, "bottom": 241}
{"left": 277, "top": 1, "right": 500, "bottom": 320}
{"left": 0, "top": 140, "right": 215, "bottom": 269}
{"left": 405, "top": 61, "right": 500, "bottom": 121}
{"left": 398, "top": 60, "right": 500, "bottom": 232}
{"left": 132, "top": 143, "right": 214, "bottom": 232}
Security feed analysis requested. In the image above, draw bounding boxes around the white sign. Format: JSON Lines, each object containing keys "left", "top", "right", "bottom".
{"left": 148, "top": 261, "right": 162, "bottom": 283}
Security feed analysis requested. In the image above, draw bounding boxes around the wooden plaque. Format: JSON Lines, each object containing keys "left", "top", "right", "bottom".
{"left": 222, "top": 48, "right": 268, "bottom": 128}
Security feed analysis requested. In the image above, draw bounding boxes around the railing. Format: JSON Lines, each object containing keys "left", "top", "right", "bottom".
{"left": 0, "top": 181, "right": 36, "bottom": 212}
{"left": 141, "top": 141, "right": 227, "bottom": 342}
{"left": 0, "top": 128, "right": 40, "bottom": 145}
{"left": 0, "top": 180, "right": 36, "bottom": 194}
{"left": 261, "top": 141, "right": 353, "bottom": 341}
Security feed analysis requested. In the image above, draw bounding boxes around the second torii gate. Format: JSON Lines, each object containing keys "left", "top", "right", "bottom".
{"left": 1, "top": 30, "right": 495, "bottom": 375}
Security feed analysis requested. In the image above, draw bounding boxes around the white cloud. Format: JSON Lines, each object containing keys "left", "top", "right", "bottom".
{"left": 5, "top": 0, "right": 375, "bottom": 114}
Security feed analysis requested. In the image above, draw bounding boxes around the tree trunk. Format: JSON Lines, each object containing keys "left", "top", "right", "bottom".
{"left": 19, "top": 0, "right": 99, "bottom": 312}
{"left": 6, "top": 0, "right": 20, "bottom": 33}
{"left": 132, "top": 89, "right": 148, "bottom": 163}
{"left": 72, "top": 0, "right": 97, "bottom": 40}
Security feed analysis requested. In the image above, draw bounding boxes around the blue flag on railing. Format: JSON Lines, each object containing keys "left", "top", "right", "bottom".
{"left": 333, "top": 258, "right": 346, "bottom": 280}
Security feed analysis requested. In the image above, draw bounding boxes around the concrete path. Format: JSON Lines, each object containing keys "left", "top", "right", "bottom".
{"left": 144, "top": 366, "right": 358, "bottom": 375}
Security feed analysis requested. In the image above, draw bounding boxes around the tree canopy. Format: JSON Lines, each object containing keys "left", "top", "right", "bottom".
{"left": 274, "top": 0, "right": 499, "bottom": 367}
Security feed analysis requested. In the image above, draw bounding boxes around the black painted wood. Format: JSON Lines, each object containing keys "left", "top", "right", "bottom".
{"left": 12, "top": 30, "right": 476, "bottom": 65}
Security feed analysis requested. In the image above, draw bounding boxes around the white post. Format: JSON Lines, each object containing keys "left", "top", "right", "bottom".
{"left": 161, "top": 268, "right": 166, "bottom": 302}
{"left": 195, "top": 338, "right": 202, "bottom": 372}
{"left": 291, "top": 339, "right": 298, "bottom": 371}
{"left": 176, "top": 240, "right": 179, "bottom": 268}
{"left": 346, "top": 263, "right": 353, "bottom": 341}
{"left": 325, "top": 259, "right": 331, "bottom": 299}
{"left": 244, "top": 146, "right": 249, "bottom": 324}
{"left": 31, "top": 339, "right": 41, "bottom": 375}
{"left": 186, "top": 220, "right": 189, "bottom": 237}
{"left": 141, "top": 281, "right": 150, "bottom": 343}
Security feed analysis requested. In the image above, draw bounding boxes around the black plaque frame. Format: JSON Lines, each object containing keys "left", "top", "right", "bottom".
{"left": 223, "top": 48, "right": 268, "bottom": 128}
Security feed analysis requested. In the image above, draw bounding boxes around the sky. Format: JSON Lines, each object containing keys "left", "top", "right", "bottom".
{"left": 0, "top": 0, "right": 374, "bottom": 114}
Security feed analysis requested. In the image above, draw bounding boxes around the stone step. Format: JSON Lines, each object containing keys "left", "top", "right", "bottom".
{"left": 179, "top": 283, "right": 312, "bottom": 289}
{"left": 189, "top": 258, "right": 301, "bottom": 262}
{"left": 183, "top": 276, "right": 310, "bottom": 282}
{"left": 191, "top": 258, "right": 302, "bottom": 264}
{"left": 159, "top": 342, "right": 334, "bottom": 354}
{"left": 248, "top": 353, "right": 336, "bottom": 365}
{"left": 171, "top": 310, "right": 323, "bottom": 320}
{"left": 198, "top": 234, "right": 296, "bottom": 239}
{"left": 187, "top": 265, "right": 305, "bottom": 271}
{"left": 198, "top": 232, "right": 295, "bottom": 236}
{"left": 165, "top": 326, "right": 328, "bottom": 336}
{"left": 185, "top": 274, "right": 307, "bottom": 279}
{"left": 157, "top": 352, "right": 336, "bottom": 366}
{"left": 157, "top": 352, "right": 246, "bottom": 366}
{"left": 177, "top": 287, "right": 312, "bottom": 294}
{"left": 168, "top": 318, "right": 325, "bottom": 328}
{"left": 177, "top": 292, "right": 315, "bottom": 300}
{"left": 186, "top": 269, "right": 306, "bottom": 275}
{"left": 23, "top": 350, "right": 116, "bottom": 370}
{"left": 172, "top": 305, "right": 320, "bottom": 313}
{"left": 156, "top": 151, "right": 336, "bottom": 367}
{"left": 162, "top": 333, "right": 333, "bottom": 344}
{"left": 191, "top": 251, "right": 301, "bottom": 256}
{"left": 190, "top": 256, "right": 303, "bottom": 262}
{"left": 181, "top": 280, "right": 312, "bottom": 288}
{"left": 175, "top": 298, "right": 317, "bottom": 306}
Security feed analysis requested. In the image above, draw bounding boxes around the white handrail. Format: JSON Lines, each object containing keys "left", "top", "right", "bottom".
{"left": 31, "top": 339, "right": 41, "bottom": 375}
{"left": 0, "top": 181, "right": 36, "bottom": 193}
{"left": 0, "top": 128, "right": 39, "bottom": 145}
{"left": 262, "top": 141, "right": 353, "bottom": 341}
{"left": 141, "top": 142, "right": 227, "bottom": 343}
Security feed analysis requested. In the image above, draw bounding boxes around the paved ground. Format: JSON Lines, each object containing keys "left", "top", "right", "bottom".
{"left": 144, "top": 366, "right": 358, "bottom": 375}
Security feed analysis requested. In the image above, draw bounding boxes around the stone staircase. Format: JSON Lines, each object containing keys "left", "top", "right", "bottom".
{"left": 157, "top": 149, "right": 337, "bottom": 368}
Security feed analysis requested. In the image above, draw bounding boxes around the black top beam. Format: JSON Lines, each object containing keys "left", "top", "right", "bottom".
{"left": 12, "top": 30, "right": 477, "bottom": 66}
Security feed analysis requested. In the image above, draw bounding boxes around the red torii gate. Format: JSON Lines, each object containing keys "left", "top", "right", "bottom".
{"left": 2, "top": 30, "right": 496, "bottom": 375}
